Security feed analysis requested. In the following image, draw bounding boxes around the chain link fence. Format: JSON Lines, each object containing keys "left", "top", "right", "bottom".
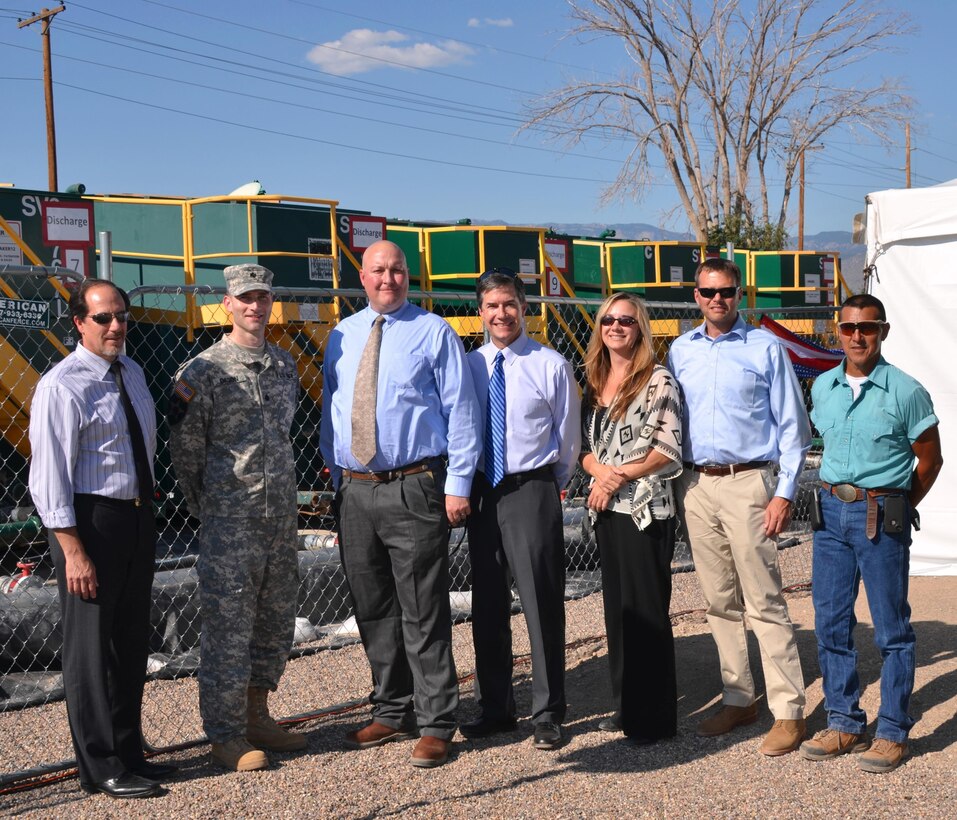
{"left": 0, "top": 276, "right": 836, "bottom": 779}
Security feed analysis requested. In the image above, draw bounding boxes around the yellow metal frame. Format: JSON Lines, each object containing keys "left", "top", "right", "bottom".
{"left": 83, "top": 193, "right": 345, "bottom": 340}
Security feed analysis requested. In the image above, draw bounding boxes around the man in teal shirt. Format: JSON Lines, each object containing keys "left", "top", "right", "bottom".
{"left": 802, "top": 293, "right": 943, "bottom": 774}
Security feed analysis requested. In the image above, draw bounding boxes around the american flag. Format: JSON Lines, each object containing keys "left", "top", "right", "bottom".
{"left": 759, "top": 316, "right": 844, "bottom": 378}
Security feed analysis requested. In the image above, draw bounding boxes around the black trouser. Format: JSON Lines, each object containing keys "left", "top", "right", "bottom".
{"left": 49, "top": 494, "right": 156, "bottom": 784}
{"left": 467, "top": 469, "right": 566, "bottom": 725}
{"left": 595, "top": 511, "right": 677, "bottom": 741}
{"left": 337, "top": 467, "right": 458, "bottom": 740}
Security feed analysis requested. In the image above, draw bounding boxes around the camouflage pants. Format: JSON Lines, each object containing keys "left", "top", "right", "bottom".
{"left": 196, "top": 514, "right": 298, "bottom": 743}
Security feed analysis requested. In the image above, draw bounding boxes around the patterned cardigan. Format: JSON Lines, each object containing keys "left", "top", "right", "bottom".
{"left": 584, "top": 365, "right": 683, "bottom": 530}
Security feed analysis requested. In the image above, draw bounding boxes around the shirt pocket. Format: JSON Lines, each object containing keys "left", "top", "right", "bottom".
{"left": 717, "top": 367, "right": 760, "bottom": 410}
{"left": 855, "top": 412, "right": 906, "bottom": 465}
{"left": 390, "top": 353, "right": 431, "bottom": 396}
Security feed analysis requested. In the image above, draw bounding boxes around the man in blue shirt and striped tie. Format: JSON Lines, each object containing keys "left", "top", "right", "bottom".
{"left": 460, "top": 268, "right": 580, "bottom": 751}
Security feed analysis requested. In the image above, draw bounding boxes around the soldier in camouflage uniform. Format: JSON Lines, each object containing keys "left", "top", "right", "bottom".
{"left": 169, "top": 264, "right": 305, "bottom": 772}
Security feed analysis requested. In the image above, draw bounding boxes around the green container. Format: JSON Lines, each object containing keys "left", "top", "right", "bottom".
{"left": 752, "top": 252, "right": 836, "bottom": 308}
{"left": 608, "top": 242, "right": 701, "bottom": 303}
{"left": 427, "top": 228, "right": 543, "bottom": 296}
{"left": 570, "top": 240, "right": 603, "bottom": 294}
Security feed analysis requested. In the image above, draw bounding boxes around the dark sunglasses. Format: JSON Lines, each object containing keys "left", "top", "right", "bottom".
{"left": 697, "top": 286, "right": 739, "bottom": 299}
{"left": 600, "top": 315, "right": 638, "bottom": 327}
{"left": 838, "top": 320, "right": 886, "bottom": 336}
{"left": 87, "top": 311, "right": 130, "bottom": 325}
{"left": 478, "top": 266, "right": 518, "bottom": 282}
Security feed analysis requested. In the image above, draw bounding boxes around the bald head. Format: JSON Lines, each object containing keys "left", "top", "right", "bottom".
{"left": 360, "top": 240, "right": 410, "bottom": 314}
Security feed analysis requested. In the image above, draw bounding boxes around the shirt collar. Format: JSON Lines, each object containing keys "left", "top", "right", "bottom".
{"left": 74, "top": 341, "right": 116, "bottom": 378}
{"left": 486, "top": 330, "right": 529, "bottom": 365}
{"left": 689, "top": 314, "right": 748, "bottom": 342}
{"left": 365, "top": 301, "right": 411, "bottom": 325}
{"left": 836, "top": 356, "right": 889, "bottom": 390}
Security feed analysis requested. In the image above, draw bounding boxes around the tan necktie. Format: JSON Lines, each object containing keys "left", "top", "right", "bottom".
{"left": 351, "top": 315, "right": 385, "bottom": 464}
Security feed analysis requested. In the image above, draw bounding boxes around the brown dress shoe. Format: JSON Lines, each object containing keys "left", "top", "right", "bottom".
{"left": 345, "top": 721, "right": 415, "bottom": 750}
{"left": 410, "top": 736, "right": 450, "bottom": 768}
{"left": 759, "top": 719, "right": 806, "bottom": 756}
{"left": 695, "top": 704, "right": 759, "bottom": 737}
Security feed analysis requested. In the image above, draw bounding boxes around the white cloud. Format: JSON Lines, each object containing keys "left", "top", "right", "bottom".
{"left": 306, "top": 29, "right": 474, "bottom": 76}
{"left": 468, "top": 17, "right": 514, "bottom": 28}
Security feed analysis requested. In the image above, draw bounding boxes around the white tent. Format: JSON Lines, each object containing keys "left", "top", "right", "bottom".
{"left": 865, "top": 179, "right": 957, "bottom": 575}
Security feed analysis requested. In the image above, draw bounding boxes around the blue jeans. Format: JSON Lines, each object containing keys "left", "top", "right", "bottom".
{"left": 812, "top": 489, "right": 915, "bottom": 743}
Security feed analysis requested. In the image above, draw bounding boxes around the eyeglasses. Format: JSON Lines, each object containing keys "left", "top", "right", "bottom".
{"left": 838, "top": 320, "right": 886, "bottom": 336}
{"left": 600, "top": 315, "right": 638, "bottom": 327}
{"left": 87, "top": 311, "right": 130, "bottom": 325}
{"left": 697, "top": 286, "right": 739, "bottom": 299}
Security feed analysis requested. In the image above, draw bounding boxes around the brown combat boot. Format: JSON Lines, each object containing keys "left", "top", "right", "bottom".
{"left": 247, "top": 687, "right": 307, "bottom": 752}
{"left": 211, "top": 737, "right": 268, "bottom": 772}
{"left": 800, "top": 728, "right": 871, "bottom": 761}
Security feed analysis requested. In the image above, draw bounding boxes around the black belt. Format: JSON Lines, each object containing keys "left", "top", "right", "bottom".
{"left": 684, "top": 460, "right": 772, "bottom": 477}
{"left": 482, "top": 464, "right": 555, "bottom": 491}
{"left": 74, "top": 492, "right": 148, "bottom": 508}
{"left": 343, "top": 457, "right": 443, "bottom": 483}
{"left": 821, "top": 482, "right": 904, "bottom": 539}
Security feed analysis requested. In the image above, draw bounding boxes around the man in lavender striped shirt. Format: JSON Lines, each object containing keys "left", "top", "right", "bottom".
{"left": 28, "top": 279, "right": 171, "bottom": 799}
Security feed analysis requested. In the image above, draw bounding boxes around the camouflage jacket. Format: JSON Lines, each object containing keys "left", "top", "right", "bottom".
{"left": 169, "top": 336, "right": 299, "bottom": 520}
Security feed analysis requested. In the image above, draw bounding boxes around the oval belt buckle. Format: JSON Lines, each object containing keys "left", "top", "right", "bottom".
{"left": 834, "top": 484, "right": 858, "bottom": 503}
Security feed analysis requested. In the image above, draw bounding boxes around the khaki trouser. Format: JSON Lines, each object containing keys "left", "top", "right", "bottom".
{"left": 679, "top": 467, "right": 805, "bottom": 719}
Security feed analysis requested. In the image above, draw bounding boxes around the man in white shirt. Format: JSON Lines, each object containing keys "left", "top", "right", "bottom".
{"left": 460, "top": 268, "right": 581, "bottom": 751}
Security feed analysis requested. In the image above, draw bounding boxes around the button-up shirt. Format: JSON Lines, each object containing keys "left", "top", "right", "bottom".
{"left": 811, "top": 357, "right": 937, "bottom": 489}
{"left": 468, "top": 331, "right": 581, "bottom": 489}
{"left": 667, "top": 316, "right": 811, "bottom": 500}
{"left": 28, "top": 343, "right": 157, "bottom": 528}
{"left": 320, "top": 301, "right": 481, "bottom": 496}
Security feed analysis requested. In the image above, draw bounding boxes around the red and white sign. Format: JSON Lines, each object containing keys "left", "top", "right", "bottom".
{"left": 348, "top": 216, "right": 386, "bottom": 251}
{"left": 41, "top": 200, "right": 94, "bottom": 248}
{"left": 544, "top": 239, "right": 569, "bottom": 272}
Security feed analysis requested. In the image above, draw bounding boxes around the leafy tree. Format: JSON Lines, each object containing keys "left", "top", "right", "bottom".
{"left": 525, "top": 0, "right": 911, "bottom": 241}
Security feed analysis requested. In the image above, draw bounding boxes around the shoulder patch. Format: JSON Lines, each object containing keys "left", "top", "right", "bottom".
{"left": 173, "top": 378, "right": 196, "bottom": 402}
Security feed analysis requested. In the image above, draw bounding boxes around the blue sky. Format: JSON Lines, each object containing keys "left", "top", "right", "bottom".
{"left": 4, "top": 0, "right": 956, "bottom": 236}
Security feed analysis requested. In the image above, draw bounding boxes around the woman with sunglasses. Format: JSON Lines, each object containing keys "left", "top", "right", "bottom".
{"left": 580, "top": 292, "right": 683, "bottom": 744}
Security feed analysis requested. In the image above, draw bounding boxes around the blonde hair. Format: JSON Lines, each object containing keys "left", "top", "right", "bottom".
{"left": 584, "top": 292, "right": 656, "bottom": 420}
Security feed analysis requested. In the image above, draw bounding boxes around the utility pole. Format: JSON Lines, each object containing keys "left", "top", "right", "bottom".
{"left": 798, "top": 149, "right": 806, "bottom": 251}
{"left": 905, "top": 122, "right": 911, "bottom": 188}
{"left": 19, "top": 5, "right": 66, "bottom": 192}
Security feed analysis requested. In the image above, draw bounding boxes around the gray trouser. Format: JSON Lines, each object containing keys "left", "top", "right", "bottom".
{"left": 337, "top": 468, "right": 458, "bottom": 740}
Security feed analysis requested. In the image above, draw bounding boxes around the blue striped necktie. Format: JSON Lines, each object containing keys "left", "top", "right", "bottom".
{"left": 485, "top": 350, "right": 506, "bottom": 487}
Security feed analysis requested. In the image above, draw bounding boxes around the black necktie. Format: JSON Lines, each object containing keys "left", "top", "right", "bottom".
{"left": 110, "top": 361, "right": 154, "bottom": 504}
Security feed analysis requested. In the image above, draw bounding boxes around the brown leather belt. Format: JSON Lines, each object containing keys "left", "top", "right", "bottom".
{"left": 343, "top": 458, "right": 441, "bottom": 483}
{"left": 821, "top": 482, "right": 904, "bottom": 539}
{"left": 684, "top": 460, "right": 772, "bottom": 477}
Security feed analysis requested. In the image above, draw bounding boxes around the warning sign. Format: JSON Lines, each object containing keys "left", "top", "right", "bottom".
{"left": 0, "top": 220, "right": 23, "bottom": 265}
{"left": 41, "top": 200, "right": 94, "bottom": 248}
{"left": 0, "top": 298, "right": 49, "bottom": 329}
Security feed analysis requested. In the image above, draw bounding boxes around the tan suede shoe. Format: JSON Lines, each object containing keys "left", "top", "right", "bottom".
{"left": 760, "top": 719, "right": 806, "bottom": 756}
{"left": 695, "top": 704, "right": 758, "bottom": 737}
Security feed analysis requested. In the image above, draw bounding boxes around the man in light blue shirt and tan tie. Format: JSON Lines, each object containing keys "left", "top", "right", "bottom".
{"left": 320, "top": 240, "right": 481, "bottom": 769}
{"left": 667, "top": 257, "right": 811, "bottom": 757}
{"left": 460, "top": 268, "right": 581, "bottom": 751}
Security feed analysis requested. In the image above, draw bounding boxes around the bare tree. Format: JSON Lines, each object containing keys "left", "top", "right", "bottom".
{"left": 525, "top": 0, "right": 912, "bottom": 243}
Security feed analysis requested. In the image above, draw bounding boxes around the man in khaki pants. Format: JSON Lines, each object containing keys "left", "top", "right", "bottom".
{"left": 667, "top": 258, "right": 811, "bottom": 756}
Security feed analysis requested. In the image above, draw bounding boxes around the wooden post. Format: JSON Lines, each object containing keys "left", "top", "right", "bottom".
{"left": 18, "top": 5, "right": 66, "bottom": 192}
{"left": 798, "top": 149, "right": 805, "bottom": 251}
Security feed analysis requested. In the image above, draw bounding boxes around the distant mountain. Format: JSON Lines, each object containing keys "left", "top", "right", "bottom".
{"left": 445, "top": 218, "right": 869, "bottom": 293}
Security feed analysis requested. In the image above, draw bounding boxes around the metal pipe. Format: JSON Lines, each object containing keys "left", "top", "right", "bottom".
{"left": 97, "top": 230, "right": 113, "bottom": 281}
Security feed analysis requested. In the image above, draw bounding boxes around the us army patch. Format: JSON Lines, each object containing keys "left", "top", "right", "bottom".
{"left": 168, "top": 379, "right": 195, "bottom": 427}
{"left": 173, "top": 379, "right": 196, "bottom": 402}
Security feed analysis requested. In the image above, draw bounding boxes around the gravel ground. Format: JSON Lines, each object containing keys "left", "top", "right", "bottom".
{"left": 2, "top": 574, "right": 955, "bottom": 819}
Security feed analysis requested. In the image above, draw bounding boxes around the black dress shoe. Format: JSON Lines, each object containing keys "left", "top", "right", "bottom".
{"left": 130, "top": 760, "right": 178, "bottom": 779}
{"left": 533, "top": 721, "right": 563, "bottom": 750}
{"left": 460, "top": 715, "right": 518, "bottom": 739}
{"left": 80, "top": 772, "right": 162, "bottom": 799}
{"left": 598, "top": 715, "right": 622, "bottom": 733}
